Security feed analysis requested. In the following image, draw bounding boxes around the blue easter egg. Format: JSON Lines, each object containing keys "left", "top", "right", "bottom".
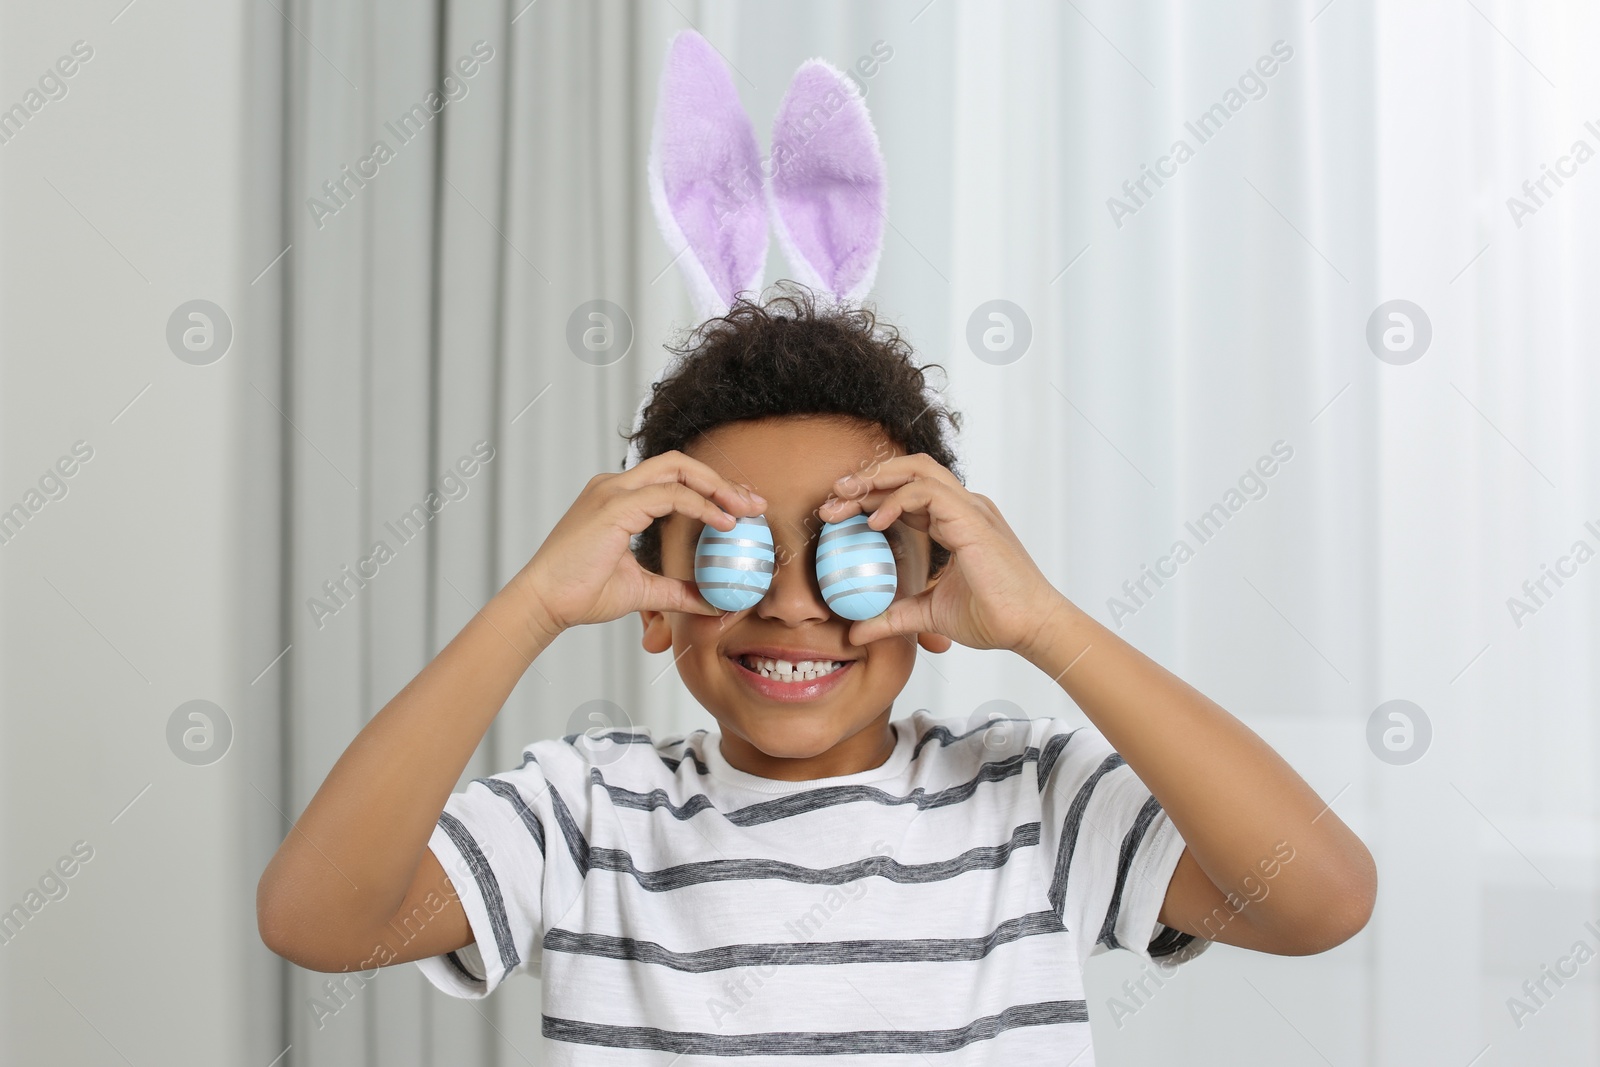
{"left": 816, "top": 513, "right": 897, "bottom": 620}
{"left": 694, "top": 514, "right": 775, "bottom": 611}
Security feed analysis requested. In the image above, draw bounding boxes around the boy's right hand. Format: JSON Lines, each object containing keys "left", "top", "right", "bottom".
{"left": 510, "top": 450, "right": 767, "bottom": 637}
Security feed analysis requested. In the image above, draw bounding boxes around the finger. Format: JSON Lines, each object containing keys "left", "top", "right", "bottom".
{"left": 862, "top": 481, "right": 969, "bottom": 545}
{"left": 862, "top": 480, "right": 945, "bottom": 530}
{"left": 637, "top": 571, "right": 724, "bottom": 616}
{"left": 613, "top": 482, "right": 741, "bottom": 536}
{"left": 831, "top": 453, "right": 963, "bottom": 503}
{"left": 821, "top": 463, "right": 966, "bottom": 526}
{"left": 617, "top": 449, "right": 766, "bottom": 516}
{"left": 819, "top": 485, "right": 928, "bottom": 531}
{"left": 849, "top": 589, "right": 937, "bottom": 645}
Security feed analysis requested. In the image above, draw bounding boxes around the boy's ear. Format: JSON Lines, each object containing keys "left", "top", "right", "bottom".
{"left": 639, "top": 609, "right": 674, "bottom": 654}
{"left": 913, "top": 558, "right": 952, "bottom": 653}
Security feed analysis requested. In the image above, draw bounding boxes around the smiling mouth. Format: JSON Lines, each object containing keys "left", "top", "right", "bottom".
{"left": 732, "top": 654, "right": 848, "bottom": 682}
{"left": 727, "top": 653, "right": 857, "bottom": 700}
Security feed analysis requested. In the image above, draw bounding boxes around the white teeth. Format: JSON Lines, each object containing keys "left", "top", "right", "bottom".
{"left": 740, "top": 655, "right": 844, "bottom": 681}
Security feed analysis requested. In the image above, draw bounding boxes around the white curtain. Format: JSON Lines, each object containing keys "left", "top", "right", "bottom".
{"left": 2, "top": 1, "right": 1594, "bottom": 1064}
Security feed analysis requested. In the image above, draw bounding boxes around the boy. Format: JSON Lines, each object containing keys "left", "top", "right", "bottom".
{"left": 257, "top": 289, "right": 1376, "bottom": 1062}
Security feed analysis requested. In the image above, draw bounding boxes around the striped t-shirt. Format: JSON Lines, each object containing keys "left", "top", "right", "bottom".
{"left": 417, "top": 710, "right": 1210, "bottom": 1063}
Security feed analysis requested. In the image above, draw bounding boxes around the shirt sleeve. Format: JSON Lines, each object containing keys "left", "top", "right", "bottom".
{"left": 414, "top": 748, "right": 564, "bottom": 998}
{"left": 1035, "top": 718, "right": 1211, "bottom": 969}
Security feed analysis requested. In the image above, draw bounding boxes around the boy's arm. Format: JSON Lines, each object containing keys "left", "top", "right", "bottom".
{"left": 1017, "top": 600, "right": 1376, "bottom": 955}
{"left": 255, "top": 455, "right": 761, "bottom": 973}
{"left": 255, "top": 587, "right": 559, "bottom": 972}
{"left": 820, "top": 454, "right": 1375, "bottom": 957}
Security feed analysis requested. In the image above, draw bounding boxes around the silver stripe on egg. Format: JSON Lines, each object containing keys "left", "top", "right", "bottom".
{"left": 816, "top": 519, "right": 869, "bottom": 547}
{"left": 700, "top": 535, "right": 773, "bottom": 550}
{"left": 825, "top": 583, "right": 897, "bottom": 600}
{"left": 695, "top": 554, "right": 776, "bottom": 573}
{"left": 816, "top": 540, "right": 887, "bottom": 565}
{"left": 820, "top": 561, "right": 897, "bottom": 584}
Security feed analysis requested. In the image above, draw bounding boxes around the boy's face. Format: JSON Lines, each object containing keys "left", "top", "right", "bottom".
{"left": 638, "top": 414, "right": 950, "bottom": 779}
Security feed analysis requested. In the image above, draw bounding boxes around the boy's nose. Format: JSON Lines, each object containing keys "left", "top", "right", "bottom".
{"left": 755, "top": 533, "right": 830, "bottom": 625}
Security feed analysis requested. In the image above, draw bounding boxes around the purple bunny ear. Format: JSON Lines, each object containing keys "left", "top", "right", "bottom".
{"left": 767, "top": 59, "right": 887, "bottom": 305}
{"left": 647, "top": 31, "right": 768, "bottom": 319}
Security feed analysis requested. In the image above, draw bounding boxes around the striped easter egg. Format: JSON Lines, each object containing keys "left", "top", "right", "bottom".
{"left": 815, "top": 513, "right": 897, "bottom": 620}
{"left": 694, "top": 514, "right": 775, "bottom": 612}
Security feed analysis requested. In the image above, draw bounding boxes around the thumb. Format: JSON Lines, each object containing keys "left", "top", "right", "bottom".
{"left": 849, "top": 590, "right": 935, "bottom": 646}
{"left": 639, "top": 573, "right": 723, "bottom": 617}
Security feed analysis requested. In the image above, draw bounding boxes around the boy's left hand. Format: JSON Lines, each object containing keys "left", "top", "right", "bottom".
{"left": 819, "top": 454, "right": 1066, "bottom": 655}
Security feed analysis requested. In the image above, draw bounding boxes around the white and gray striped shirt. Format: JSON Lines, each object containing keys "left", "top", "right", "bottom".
{"left": 417, "top": 710, "right": 1209, "bottom": 1063}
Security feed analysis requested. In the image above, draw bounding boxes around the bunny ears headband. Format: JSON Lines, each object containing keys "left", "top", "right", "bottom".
{"left": 648, "top": 30, "right": 887, "bottom": 321}
{"left": 622, "top": 30, "right": 895, "bottom": 472}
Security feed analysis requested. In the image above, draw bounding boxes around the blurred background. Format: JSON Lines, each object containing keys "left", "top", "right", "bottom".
{"left": 2, "top": 0, "right": 1596, "bottom": 1063}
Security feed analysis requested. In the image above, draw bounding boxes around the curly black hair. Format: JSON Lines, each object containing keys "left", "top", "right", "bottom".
{"left": 622, "top": 281, "right": 963, "bottom": 579}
